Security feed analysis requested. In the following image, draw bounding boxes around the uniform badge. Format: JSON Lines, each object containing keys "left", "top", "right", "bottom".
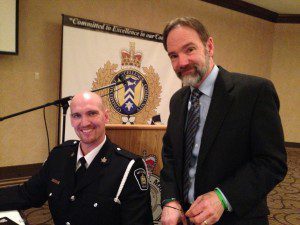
{"left": 134, "top": 168, "right": 148, "bottom": 191}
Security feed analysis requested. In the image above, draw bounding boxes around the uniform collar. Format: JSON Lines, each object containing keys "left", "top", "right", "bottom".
{"left": 76, "top": 135, "right": 107, "bottom": 169}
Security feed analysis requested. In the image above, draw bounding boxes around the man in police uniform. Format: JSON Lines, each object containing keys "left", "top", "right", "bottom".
{"left": 0, "top": 91, "right": 153, "bottom": 225}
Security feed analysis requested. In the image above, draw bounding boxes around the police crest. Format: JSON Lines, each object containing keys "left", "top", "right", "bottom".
{"left": 92, "top": 42, "right": 162, "bottom": 124}
{"left": 143, "top": 150, "right": 162, "bottom": 224}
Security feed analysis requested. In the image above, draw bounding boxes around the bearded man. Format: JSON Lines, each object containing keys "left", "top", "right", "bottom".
{"left": 160, "top": 17, "right": 287, "bottom": 225}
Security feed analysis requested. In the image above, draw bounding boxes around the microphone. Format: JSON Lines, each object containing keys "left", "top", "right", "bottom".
{"left": 118, "top": 73, "right": 127, "bottom": 85}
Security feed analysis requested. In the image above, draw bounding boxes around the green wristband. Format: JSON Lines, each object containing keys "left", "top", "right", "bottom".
{"left": 214, "top": 189, "right": 227, "bottom": 210}
{"left": 162, "top": 198, "right": 176, "bottom": 206}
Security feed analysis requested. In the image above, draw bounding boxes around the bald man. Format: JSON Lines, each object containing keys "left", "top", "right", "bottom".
{"left": 0, "top": 91, "right": 153, "bottom": 225}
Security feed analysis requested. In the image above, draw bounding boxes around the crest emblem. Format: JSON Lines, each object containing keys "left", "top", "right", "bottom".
{"left": 92, "top": 42, "right": 162, "bottom": 124}
{"left": 143, "top": 150, "right": 162, "bottom": 224}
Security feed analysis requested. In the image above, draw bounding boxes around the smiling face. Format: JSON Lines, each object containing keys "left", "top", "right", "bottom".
{"left": 166, "top": 26, "right": 214, "bottom": 87}
{"left": 70, "top": 92, "right": 109, "bottom": 153}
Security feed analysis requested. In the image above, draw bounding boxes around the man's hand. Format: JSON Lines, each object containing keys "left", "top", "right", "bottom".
{"left": 161, "top": 200, "right": 187, "bottom": 225}
{"left": 185, "top": 191, "right": 224, "bottom": 225}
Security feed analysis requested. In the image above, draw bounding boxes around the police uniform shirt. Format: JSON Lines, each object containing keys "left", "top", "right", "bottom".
{"left": 0, "top": 138, "right": 154, "bottom": 225}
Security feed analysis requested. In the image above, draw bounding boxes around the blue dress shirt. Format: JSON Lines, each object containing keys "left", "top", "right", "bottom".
{"left": 187, "top": 65, "right": 232, "bottom": 211}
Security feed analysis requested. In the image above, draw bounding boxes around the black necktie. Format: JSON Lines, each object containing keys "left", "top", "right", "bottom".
{"left": 75, "top": 157, "right": 87, "bottom": 185}
{"left": 183, "top": 89, "right": 202, "bottom": 203}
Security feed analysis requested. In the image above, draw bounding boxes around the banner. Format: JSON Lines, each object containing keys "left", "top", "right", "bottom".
{"left": 61, "top": 15, "right": 181, "bottom": 141}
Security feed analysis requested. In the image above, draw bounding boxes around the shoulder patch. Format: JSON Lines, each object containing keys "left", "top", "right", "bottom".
{"left": 134, "top": 168, "right": 148, "bottom": 191}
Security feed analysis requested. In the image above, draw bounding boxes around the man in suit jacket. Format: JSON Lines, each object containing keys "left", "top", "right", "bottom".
{"left": 160, "top": 17, "right": 287, "bottom": 225}
{"left": 0, "top": 91, "right": 153, "bottom": 225}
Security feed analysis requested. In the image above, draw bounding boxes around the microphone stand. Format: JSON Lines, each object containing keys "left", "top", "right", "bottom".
{"left": 0, "top": 79, "right": 127, "bottom": 143}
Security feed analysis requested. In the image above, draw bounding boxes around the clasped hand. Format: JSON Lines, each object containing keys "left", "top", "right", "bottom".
{"left": 161, "top": 191, "right": 224, "bottom": 225}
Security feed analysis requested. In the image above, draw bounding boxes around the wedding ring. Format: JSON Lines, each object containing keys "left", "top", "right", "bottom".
{"left": 204, "top": 220, "right": 208, "bottom": 225}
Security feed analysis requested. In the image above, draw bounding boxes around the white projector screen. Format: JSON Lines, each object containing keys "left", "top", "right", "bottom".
{"left": 0, "top": 0, "right": 18, "bottom": 54}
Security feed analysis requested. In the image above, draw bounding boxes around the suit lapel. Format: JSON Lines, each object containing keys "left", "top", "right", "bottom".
{"left": 197, "top": 67, "right": 234, "bottom": 167}
{"left": 174, "top": 87, "right": 190, "bottom": 197}
{"left": 74, "top": 139, "right": 113, "bottom": 192}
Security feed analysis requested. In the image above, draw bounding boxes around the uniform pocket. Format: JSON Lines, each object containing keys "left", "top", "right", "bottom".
{"left": 47, "top": 180, "right": 62, "bottom": 201}
{"left": 47, "top": 180, "right": 64, "bottom": 218}
{"left": 81, "top": 194, "right": 121, "bottom": 225}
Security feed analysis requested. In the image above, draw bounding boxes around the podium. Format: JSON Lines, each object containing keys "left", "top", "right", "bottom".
{"left": 106, "top": 124, "right": 166, "bottom": 175}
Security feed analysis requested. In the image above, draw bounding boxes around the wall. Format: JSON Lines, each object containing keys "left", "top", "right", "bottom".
{"left": 270, "top": 24, "right": 300, "bottom": 142}
{"left": 0, "top": 0, "right": 298, "bottom": 167}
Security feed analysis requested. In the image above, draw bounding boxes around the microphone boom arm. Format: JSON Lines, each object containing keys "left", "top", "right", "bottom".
{"left": 0, "top": 79, "right": 127, "bottom": 122}
{"left": 0, "top": 96, "right": 73, "bottom": 122}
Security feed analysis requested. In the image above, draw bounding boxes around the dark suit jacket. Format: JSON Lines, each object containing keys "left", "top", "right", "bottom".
{"left": 0, "top": 139, "right": 153, "bottom": 225}
{"left": 160, "top": 66, "right": 287, "bottom": 224}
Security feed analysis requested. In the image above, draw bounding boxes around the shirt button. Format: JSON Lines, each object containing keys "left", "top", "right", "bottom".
{"left": 70, "top": 195, "right": 76, "bottom": 201}
{"left": 93, "top": 203, "right": 98, "bottom": 207}
{"left": 66, "top": 222, "right": 70, "bottom": 225}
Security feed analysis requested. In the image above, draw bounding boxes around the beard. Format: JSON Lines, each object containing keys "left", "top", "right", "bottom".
{"left": 176, "top": 52, "right": 210, "bottom": 87}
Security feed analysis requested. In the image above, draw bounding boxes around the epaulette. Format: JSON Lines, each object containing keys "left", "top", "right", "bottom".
{"left": 114, "top": 146, "right": 139, "bottom": 160}
{"left": 53, "top": 140, "right": 79, "bottom": 149}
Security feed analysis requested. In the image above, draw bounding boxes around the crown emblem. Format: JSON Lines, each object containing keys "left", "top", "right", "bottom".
{"left": 143, "top": 150, "right": 157, "bottom": 174}
{"left": 121, "top": 42, "right": 142, "bottom": 68}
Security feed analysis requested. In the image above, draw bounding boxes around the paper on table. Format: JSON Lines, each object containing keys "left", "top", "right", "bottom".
{"left": 0, "top": 211, "right": 25, "bottom": 225}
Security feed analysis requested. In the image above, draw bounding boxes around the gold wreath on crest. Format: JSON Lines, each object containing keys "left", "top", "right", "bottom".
{"left": 92, "top": 43, "right": 162, "bottom": 124}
